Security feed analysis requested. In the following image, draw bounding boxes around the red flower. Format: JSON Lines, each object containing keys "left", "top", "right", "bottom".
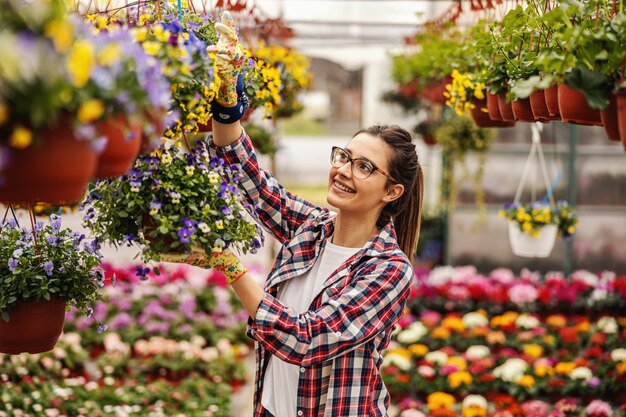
{"left": 549, "top": 377, "right": 566, "bottom": 388}
{"left": 559, "top": 327, "right": 579, "bottom": 344}
{"left": 590, "top": 332, "right": 606, "bottom": 345}
{"left": 585, "top": 347, "right": 603, "bottom": 359}
{"left": 494, "top": 394, "right": 517, "bottom": 408}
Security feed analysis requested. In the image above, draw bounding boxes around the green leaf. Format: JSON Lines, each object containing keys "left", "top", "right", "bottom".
{"left": 159, "top": 226, "right": 168, "bottom": 234}
{"left": 118, "top": 211, "right": 129, "bottom": 218}
{"left": 564, "top": 66, "right": 610, "bottom": 110}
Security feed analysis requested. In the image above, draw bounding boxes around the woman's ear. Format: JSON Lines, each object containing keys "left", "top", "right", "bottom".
{"left": 383, "top": 183, "right": 404, "bottom": 204}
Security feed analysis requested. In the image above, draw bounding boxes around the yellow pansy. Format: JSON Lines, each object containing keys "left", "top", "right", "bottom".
{"left": 44, "top": 19, "right": 74, "bottom": 52}
{"left": 9, "top": 126, "right": 32, "bottom": 149}
{"left": 98, "top": 43, "right": 121, "bottom": 66}
{"left": 67, "top": 40, "right": 95, "bottom": 88}
{"left": 77, "top": 99, "right": 104, "bottom": 123}
{"left": 143, "top": 41, "right": 161, "bottom": 56}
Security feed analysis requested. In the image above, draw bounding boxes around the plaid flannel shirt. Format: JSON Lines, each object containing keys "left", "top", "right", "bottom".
{"left": 209, "top": 131, "right": 414, "bottom": 417}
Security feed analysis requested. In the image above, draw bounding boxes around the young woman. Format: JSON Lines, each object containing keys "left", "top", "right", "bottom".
{"left": 175, "top": 13, "right": 423, "bottom": 417}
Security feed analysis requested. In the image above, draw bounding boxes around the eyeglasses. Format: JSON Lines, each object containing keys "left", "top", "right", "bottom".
{"left": 330, "top": 146, "right": 397, "bottom": 182}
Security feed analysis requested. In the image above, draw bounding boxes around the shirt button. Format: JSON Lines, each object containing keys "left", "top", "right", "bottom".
{"left": 335, "top": 331, "right": 341, "bottom": 337}
{"left": 300, "top": 367, "right": 305, "bottom": 373}
{"left": 297, "top": 411, "right": 303, "bottom": 416}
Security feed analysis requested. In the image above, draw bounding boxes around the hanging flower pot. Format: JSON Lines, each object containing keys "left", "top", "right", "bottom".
{"left": 422, "top": 134, "right": 437, "bottom": 146}
{"left": 0, "top": 118, "right": 98, "bottom": 204}
{"left": 617, "top": 92, "right": 626, "bottom": 150}
{"left": 497, "top": 93, "right": 516, "bottom": 122}
{"left": 530, "top": 90, "right": 557, "bottom": 122}
{"left": 0, "top": 297, "right": 66, "bottom": 354}
{"left": 487, "top": 92, "right": 504, "bottom": 121}
{"left": 544, "top": 85, "right": 561, "bottom": 118}
{"left": 507, "top": 222, "right": 558, "bottom": 258}
{"left": 511, "top": 98, "right": 536, "bottom": 122}
{"left": 600, "top": 93, "right": 620, "bottom": 142}
{"left": 95, "top": 117, "right": 142, "bottom": 179}
{"left": 470, "top": 99, "right": 515, "bottom": 127}
{"left": 558, "top": 84, "right": 603, "bottom": 126}
{"left": 197, "top": 120, "right": 213, "bottom": 132}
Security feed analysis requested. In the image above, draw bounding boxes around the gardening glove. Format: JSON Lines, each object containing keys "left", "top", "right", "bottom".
{"left": 207, "top": 12, "right": 245, "bottom": 108}
{"left": 160, "top": 247, "right": 247, "bottom": 284}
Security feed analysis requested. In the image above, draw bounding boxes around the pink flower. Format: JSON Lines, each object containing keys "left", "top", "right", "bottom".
{"left": 522, "top": 400, "right": 550, "bottom": 416}
{"left": 420, "top": 310, "right": 441, "bottom": 328}
{"left": 489, "top": 268, "right": 516, "bottom": 285}
{"left": 509, "top": 283, "right": 539, "bottom": 306}
{"left": 417, "top": 365, "right": 435, "bottom": 379}
{"left": 439, "top": 364, "right": 459, "bottom": 375}
{"left": 586, "top": 400, "right": 613, "bottom": 417}
{"left": 448, "top": 285, "right": 471, "bottom": 301}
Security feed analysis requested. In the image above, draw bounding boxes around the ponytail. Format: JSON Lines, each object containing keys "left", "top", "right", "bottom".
{"left": 356, "top": 125, "right": 423, "bottom": 258}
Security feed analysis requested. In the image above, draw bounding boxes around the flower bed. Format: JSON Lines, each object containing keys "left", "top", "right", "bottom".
{"left": 384, "top": 266, "right": 626, "bottom": 416}
{"left": 0, "top": 264, "right": 250, "bottom": 416}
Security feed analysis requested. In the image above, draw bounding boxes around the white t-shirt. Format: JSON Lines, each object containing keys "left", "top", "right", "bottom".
{"left": 261, "top": 239, "right": 361, "bottom": 417}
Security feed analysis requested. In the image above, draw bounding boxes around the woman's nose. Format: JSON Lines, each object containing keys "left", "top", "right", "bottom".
{"left": 336, "top": 160, "right": 352, "bottom": 178}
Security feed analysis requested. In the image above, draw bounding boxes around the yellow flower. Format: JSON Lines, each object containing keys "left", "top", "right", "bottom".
{"left": 95, "top": 15, "right": 108, "bottom": 30}
{"left": 517, "top": 375, "right": 535, "bottom": 387}
{"left": 67, "top": 40, "right": 95, "bottom": 87}
{"left": 432, "top": 326, "right": 450, "bottom": 339}
{"left": 44, "top": 19, "right": 74, "bottom": 52}
{"left": 447, "top": 356, "right": 467, "bottom": 371}
{"left": 617, "top": 362, "right": 626, "bottom": 375}
{"left": 522, "top": 222, "right": 533, "bottom": 233}
{"left": 555, "top": 362, "right": 577, "bottom": 375}
{"left": 409, "top": 344, "right": 429, "bottom": 357}
{"left": 9, "top": 126, "right": 32, "bottom": 149}
{"left": 523, "top": 344, "right": 544, "bottom": 359}
{"left": 185, "top": 166, "right": 195, "bottom": 176}
{"left": 567, "top": 226, "right": 575, "bottom": 234}
{"left": 135, "top": 28, "right": 148, "bottom": 43}
{"left": 98, "top": 43, "right": 121, "bottom": 66}
{"left": 442, "top": 317, "right": 465, "bottom": 332}
{"left": 427, "top": 392, "right": 456, "bottom": 410}
{"left": 463, "top": 406, "right": 487, "bottom": 417}
{"left": 139, "top": 14, "right": 151, "bottom": 26}
{"left": 143, "top": 41, "right": 161, "bottom": 56}
{"left": 77, "top": 99, "right": 104, "bottom": 123}
{"left": 576, "top": 320, "right": 591, "bottom": 333}
{"left": 215, "top": 220, "right": 224, "bottom": 230}
{"left": 448, "top": 371, "right": 472, "bottom": 388}
{"left": 161, "top": 154, "right": 172, "bottom": 164}
{"left": 534, "top": 365, "right": 553, "bottom": 377}
{"left": 543, "top": 335, "right": 556, "bottom": 346}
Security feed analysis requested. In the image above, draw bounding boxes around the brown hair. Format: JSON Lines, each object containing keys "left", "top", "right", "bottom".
{"left": 353, "top": 125, "right": 423, "bottom": 257}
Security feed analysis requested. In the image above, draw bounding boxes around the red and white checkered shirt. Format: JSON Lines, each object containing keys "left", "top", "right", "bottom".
{"left": 209, "top": 131, "right": 414, "bottom": 417}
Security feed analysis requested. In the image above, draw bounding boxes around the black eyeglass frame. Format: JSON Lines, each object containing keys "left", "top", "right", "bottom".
{"left": 330, "top": 146, "right": 397, "bottom": 183}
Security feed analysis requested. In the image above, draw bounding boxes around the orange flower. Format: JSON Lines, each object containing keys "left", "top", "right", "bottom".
{"left": 472, "top": 327, "right": 489, "bottom": 337}
{"left": 396, "top": 374, "right": 411, "bottom": 383}
{"left": 427, "top": 392, "right": 456, "bottom": 410}
{"left": 546, "top": 314, "right": 567, "bottom": 328}
{"left": 442, "top": 316, "right": 465, "bottom": 332}
{"left": 617, "top": 362, "right": 626, "bottom": 375}
{"left": 486, "top": 331, "right": 506, "bottom": 345}
{"left": 432, "top": 327, "right": 451, "bottom": 339}
{"left": 555, "top": 362, "right": 577, "bottom": 375}
{"left": 522, "top": 344, "right": 544, "bottom": 359}
{"left": 409, "top": 344, "right": 429, "bottom": 357}
{"left": 576, "top": 320, "right": 591, "bottom": 333}
{"left": 534, "top": 365, "right": 553, "bottom": 377}
{"left": 462, "top": 406, "right": 488, "bottom": 417}
{"left": 516, "top": 375, "right": 535, "bottom": 387}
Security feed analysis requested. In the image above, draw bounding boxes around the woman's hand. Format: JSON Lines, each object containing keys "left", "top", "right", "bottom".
{"left": 160, "top": 247, "right": 247, "bottom": 284}
{"left": 207, "top": 11, "right": 245, "bottom": 107}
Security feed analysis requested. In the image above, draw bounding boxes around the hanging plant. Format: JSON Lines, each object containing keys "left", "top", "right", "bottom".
{"left": 435, "top": 114, "right": 495, "bottom": 220}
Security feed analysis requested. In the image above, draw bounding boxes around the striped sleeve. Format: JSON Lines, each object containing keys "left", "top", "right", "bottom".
{"left": 208, "top": 130, "right": 321, "bottom": 243}
{"left": 248, "top": 257, "right": 414, "bottom": 367}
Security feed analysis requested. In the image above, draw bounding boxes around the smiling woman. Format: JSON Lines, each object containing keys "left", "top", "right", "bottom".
{"left": 162, "top": 12, "right": 425, "bottom": 417}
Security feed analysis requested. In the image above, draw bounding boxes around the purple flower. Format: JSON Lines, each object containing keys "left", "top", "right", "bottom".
{"left": 96, "top": 324, "right": 108, "bottom": 334}
{"left": 128, "top": 168, "right": 141, "bottom": 181}
{"left": 181, "top": 217, "right": 195, "bottom": 229}
{"left": 588, "top": 376, "right": 601, "bottom": 388}
{"left": 220, "top": 206, "right": 232, "bottom": 216}
{"left": 8, "top": 258, "right": 19, "bottom": 272}
{"left": 177, "top": 227, "right": 193, "bottom": 244}
{"left": 123, "top": 234, "right": 135, "bottom": 244}
{"left": 111, "top": 312, "right": 132, "bottom": 330}
{"left": 50, "top": 214, "right": 62, "bottom": 233}
{"left": 43, "top": 261, "right": 54, "bottom": 276}
{"left": 135, "top": 266, "right": 151, "bottom": 281}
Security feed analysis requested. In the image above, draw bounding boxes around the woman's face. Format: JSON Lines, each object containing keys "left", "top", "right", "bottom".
{"left": 327, "top": 132, "right": 399, "bottom": 217}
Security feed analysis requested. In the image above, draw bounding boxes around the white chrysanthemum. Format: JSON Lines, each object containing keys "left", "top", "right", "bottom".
{"left": 611, "top": 348, "right": 626, "bottom": 362}
{"left": 425, "top": 350, "right": 449, "bottom": 366}
{"left": 570, "top": 366, "right": 593, "bottom": 381}
{"left": 428, "top": 266, "right": 458, "bottom": 286}
{"left": 397, "top": 321, "right": 428, "bottom": 344}
{"left": 515, "top": 314, "right": 540, "bottom": 329}
{"left": 382, "top": 353, "right": 412, "bottom": 371}
{"left": 401, "top": 410, "right": 426, "bottom": 417}
{"left": 597, "top": 317, "right": 618, "bottom": 334}
{"left": 571, "top": 270, "right": 599, "bottom": 287}
{"left": 462, "top": 395, "right": 488, "bottom": 409}
{"left": 462, "top": 312, "right": 488, "bottom": 329}
{"left": 493, "top": 358, "right": 528, "bottom": 382}
{"left": 465, "top": 345, "right": 491, "bottom": 360}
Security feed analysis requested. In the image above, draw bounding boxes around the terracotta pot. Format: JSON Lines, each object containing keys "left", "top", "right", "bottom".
{"left": 421, "top": 134, "right": 437, "bottom": 146}
{"left": 544, "top": 85, "right": 561, "bottom": 117}
{"left": 617, "top": 92, "right": 626, "bottom": 150}
{"left": 95, "top": 117, "right": 142, "bottom": 178}
{"left": 530, "top": 90, "right": 557, "bottom": 121}
{"left": 558, "top": 84, "right": 603, "bottom": 126}
{"left": 486, "top": 92, "right": 504, "bottom": 121}
{"left": 600, "top": 93, "right": 620, "bottom": 142}
{"left": 0, "top": 118, "right": 98, "bottom": 204}
{"left": 0, "top": 297, "right": 66, "bottom": 354}
{"left": 399, "top": 80, "right": 419, "bottom": 98}
{"left": 497, "top": 93, "right": 516, "bottom": 121}
{"left": 470, "top": 98, "right": 515, "bottom": 127}
{"left": 511, "top": 98, "right": 536, "bottom": 122}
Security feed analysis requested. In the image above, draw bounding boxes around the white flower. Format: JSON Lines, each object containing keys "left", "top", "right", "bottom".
{"left": 570, "top": 366, "right": 593, "bottom": 381}
{"left": 515, "top": 314, "right": 540, "bottom": 330}
{"left": 425, "top": 350, "right": 448, "bottom": 366}
{"left": 571, "top": 270, "right": 599, "bottom": 287}
{"left": 382, "top": 353, "right": 411, "bottom": 371}
{"left": 462, "top": 395, "right": 488, "bottom": 409}
{"left": 611, "top": 348, "right": 626, "bottom": 362}
{"left": 462, "top": 312, "right": 488, "bottom": 329}
{"left": 597, "top": 317, "right": 618, "bottom": 334}
{"left": 428, "top": 266, "right": 458, "bottom": 286}
{"left": 493, "top": 358, "right": 528, "bottom": 382}
{"left": 465, "top": 345, "right": 490, "bottom": 360}
{"left": 401, "top": 410, "right": 426, "bottom": 417}
{"left": 397, "top": 322, "right": 428, "bottom": 344}
{"left": 589, "top": 289, "right": 608, "bottom": 304}
{"left": 33, "top": 405, "right": 43, "bottom": 412}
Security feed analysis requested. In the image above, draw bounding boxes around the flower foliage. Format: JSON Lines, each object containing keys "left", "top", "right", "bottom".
{"left": 444, "top": 70, "right": 486, "bottom": 116}
{"left": 0, "top": 214, "right": 104, "bottom": 322}
{"left": 80, "top": 139, "right": 263, "bottom": 267}
{"left": 500, "top": 201, "right": 578, "bottom": 239}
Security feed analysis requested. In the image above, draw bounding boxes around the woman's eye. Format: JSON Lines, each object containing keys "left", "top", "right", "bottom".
{"left": 359, "top": 162, "right": 373, "bottom": 173}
